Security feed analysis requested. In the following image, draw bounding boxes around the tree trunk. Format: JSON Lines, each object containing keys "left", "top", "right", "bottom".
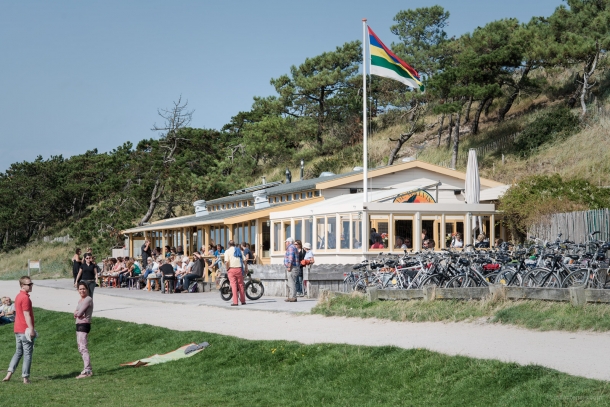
{"left": 317, "top": 89, "right": 325, "bottom": 145}
{"left": 498, "top": 65, "right": 531, "bottom": 122}
{"left": 472, "top": 97, "right": 490, "bottom": 135}
{"left": 463, "top": 96, "right": 473, "bottom": 124}
{"left": 447, "top": 114, "right": 454, "bottom": 149}
{"left": 484, "top": 98, "right": 493, "bottom": 118}
{"left": 139, "top": 178, "right": 163, "bottom": 226}
{"left": 387, "top": 134, "right": 414, "bottom": 166}
{"left": 450, "top": 111, "right": 461, "bottom": 169}
{"left": 437, "top": 113, "right": 445, "bottom": 147}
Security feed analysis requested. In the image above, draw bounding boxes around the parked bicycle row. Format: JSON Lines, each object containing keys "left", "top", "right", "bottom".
{"left": 344, "top": 232, "right": 610, "bottom": 292}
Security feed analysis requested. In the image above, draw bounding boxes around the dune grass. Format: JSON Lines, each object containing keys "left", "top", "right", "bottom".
{"left": 0, "top": 242, "right": 72, "bottom": 280}
{"left": 0, "top": 309, "right": 609, "bottom": 406}
{"left": 312, "top": 293, "right": 610, "bottom": 332}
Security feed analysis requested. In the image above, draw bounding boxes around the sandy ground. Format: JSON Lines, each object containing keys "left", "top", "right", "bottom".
{"left": 2, "top": 279, "right": 610, "bottom": 382}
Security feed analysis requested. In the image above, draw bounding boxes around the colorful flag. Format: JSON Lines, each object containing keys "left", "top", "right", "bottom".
{"left": 368, "top": 27, "right": 424, "bottom": 91}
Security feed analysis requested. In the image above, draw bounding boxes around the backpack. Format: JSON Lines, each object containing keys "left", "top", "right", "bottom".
{"left": 188, "top": 281, "right": 199, "bottom": 293}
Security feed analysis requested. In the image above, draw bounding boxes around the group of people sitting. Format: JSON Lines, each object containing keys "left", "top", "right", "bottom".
{"left": 70, "top": 240, "right": 256, "bottom": 294}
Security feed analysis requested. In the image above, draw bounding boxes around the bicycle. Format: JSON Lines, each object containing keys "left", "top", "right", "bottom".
{"left": 219, "top": 270, "right": 265, "bottom": 301}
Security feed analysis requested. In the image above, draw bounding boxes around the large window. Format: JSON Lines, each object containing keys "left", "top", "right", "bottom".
{"left": 284, "top": 221, "right": 292, "bottom": 242}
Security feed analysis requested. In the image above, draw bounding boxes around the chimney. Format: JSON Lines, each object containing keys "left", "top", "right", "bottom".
{"left": 300, "top": 159, "right": 304, "bottom": 180}
{"left": 285, "top": 168, "right": 292, "bottom": 184}
{"left": 193, "top": 200, "right": 209, "bottom": 217}
{"left": 253, "top": 190, "right": 270, "bottom": 209}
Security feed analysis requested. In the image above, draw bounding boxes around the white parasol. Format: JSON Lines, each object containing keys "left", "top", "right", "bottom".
{"left": 465, "top": 149, "right": 483, "bottom": 238}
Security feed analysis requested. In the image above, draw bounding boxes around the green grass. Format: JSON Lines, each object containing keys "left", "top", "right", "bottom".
{"left": 1, "top": 309, "right": 609, "bottom": 406}
{"left": 312, "top": 294, "right": 610, "bottom": 332}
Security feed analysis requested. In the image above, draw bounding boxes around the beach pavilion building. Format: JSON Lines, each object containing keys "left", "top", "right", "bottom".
{"left": 121, "top": 160, "right": 509, "bottom": 269}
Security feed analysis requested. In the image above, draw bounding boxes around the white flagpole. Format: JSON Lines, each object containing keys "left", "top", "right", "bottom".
{"left": 362, "top": 18, "right": 368, "bottom": 203}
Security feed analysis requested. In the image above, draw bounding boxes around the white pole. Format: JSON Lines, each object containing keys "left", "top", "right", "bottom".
{"left": 362, "top": 18, "right": 368, "bottom": 203}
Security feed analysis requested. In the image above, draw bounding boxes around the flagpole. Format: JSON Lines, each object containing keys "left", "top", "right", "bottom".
{"left": 362, "top": 18, "right": 368, "bottom": 204}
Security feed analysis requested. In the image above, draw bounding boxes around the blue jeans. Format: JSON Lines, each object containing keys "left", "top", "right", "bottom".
{"left": 295, "top": 275, "right": 303, "bottom": 295}
{"left": 0, "top": 316, "right": 14, "bottom": 325}
{"left": 8, "top": 333, "right": 33, "bottom": 378}
{"left": 183, "top": 274, "right": 199, "bottom": 292}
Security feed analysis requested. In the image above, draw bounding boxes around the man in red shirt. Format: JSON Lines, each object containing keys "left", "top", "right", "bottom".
{"left": 2, "top": 276, "right": 36, "bottom": 384}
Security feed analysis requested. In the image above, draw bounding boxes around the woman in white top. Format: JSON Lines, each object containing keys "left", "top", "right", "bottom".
{"left": 451, "top": 233, "right": 464, "bottom": 248}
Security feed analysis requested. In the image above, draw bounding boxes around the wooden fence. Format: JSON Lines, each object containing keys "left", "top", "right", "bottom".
{"left": 528, "top": 209, "right": 610, "bottom": 243}
{"left": 324, "top": 279, "right": 610, "bottom": 306}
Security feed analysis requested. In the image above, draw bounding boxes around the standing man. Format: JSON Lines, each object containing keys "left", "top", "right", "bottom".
{"left": 224, "top": 240, "right": 247, "bottom": 306}
{"left": 284, "top": 237, "right": 299, "bottom": 302}
{"left": 75, "top": 253, "right": 97, "bottom": 298}
{"left": 141, "top": 240, "right": 152, "bottom": 269}
{"left": 3, "top": 276, "right": 36, "bottom": 384}
{"left": 160, "top": 258, "right": 176, "bottom": 294}
{"left": 183, "top": 251, "right": 204, "bottom": 292}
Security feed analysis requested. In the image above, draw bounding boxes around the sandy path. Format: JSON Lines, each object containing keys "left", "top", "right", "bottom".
{"left": 2, "top": 280, "right": 609, "bottom": 381}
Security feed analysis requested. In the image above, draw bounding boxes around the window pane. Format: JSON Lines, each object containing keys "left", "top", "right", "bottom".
{"left": 273, "top": 222, "right": 281, "bottom": 252}
{"left": 284, "top": 222, "right": 292, "bottom": 242}
{"left": 339, "top": 216, "right": 350, "bottom": 249}
{"left": 316, "top": 217, "right": 325, "bottom": 249}
{"left": 251, "top": 221, "right": 256, "bottom": 251}
{"left": 352, "top": 219, "right": 362, "bottom": 249}
{"left": 262, "top": 221, "right": 270, "bottom": 257}
{"left": 327, "top": 217, "right": 336, "bottom": 249}
{"left": 304, "top": 218, "right": 313, "bottom": 247}
{"left": 295, "top": 220, "right": 302, "bottom": 243}
{"left": 394, "top": 219, "right": 413, "bottom": 249}
{"left": 369, "top": 215, "right": 389, "bottom": 249}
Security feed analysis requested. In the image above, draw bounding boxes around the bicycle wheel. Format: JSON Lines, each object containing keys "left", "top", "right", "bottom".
{"left": 494, "top": 267, "right": 516, "bottom": 286}
{"left": 219, "top": 279, "right": 232, "bottom": 301}
{"left": 521, "top": 268, "right": 548, "bottom": 288}
{"left": 343, "top": 276, "right": 356, "bottom": 292}
{"left": 446, "top": 275, "right": 475, "bottom": 288}
{"left": 561, "top": 269, "right": 589, "bottom": 288}
{"left": 420, "top": 274, "right": 442, "bottom": 288}
{"left": 245, "top": 280, "right": 265, "bottom": 300}
{"left": 354, "top": 278, "right": 367, "bottom": 293}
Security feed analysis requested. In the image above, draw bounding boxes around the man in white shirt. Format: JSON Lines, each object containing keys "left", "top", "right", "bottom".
{"left": 224, "top": 240, "right": 247, "bottom": 306}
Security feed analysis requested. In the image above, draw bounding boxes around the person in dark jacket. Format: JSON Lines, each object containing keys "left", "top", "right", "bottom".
{"left": 182, "top": 252, "right": 204, "bottom": 292}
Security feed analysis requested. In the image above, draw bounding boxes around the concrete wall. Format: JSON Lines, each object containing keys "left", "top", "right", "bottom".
{"left": 249, "top": 264, "right": 352, "bottom": 298}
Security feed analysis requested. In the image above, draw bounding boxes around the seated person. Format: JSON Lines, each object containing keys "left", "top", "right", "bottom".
{"left": 159, "top": 258, "right": 176, "bottom": 294}
{"left": 494, "top": 238, "right": 504, "bottom": 247}
{"left": 475, "top": 233, "right": 490, "bottom": 248}
{"left": 370, "top": 236, "right": 384, "bottom": 249}
{"left": 394, "top": 237, "right": 408, "bottom": 250}
{"left": 451, "top": 233, "right": 464, "bottom": 248}
{"left": 0, "top": 296, "right": 15, "bottom": 325}
{"left": 423, "top": 238, "right": 435, "bottom": 251}
{"left": 404, "top": 237, "right": 412, "bottom": 249}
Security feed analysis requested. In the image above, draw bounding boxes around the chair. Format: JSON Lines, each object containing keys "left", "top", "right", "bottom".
{"left": 128, "top": 276, "right": 140, "bottom": 290}
{"left": 164, "top": 276, "right": 176, "bottom": 293}
{"left": 147, "top": 277, "right": 161, "bottom": 291}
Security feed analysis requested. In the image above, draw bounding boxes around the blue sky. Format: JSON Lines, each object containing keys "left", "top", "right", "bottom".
{"left": 0, "top": 0, "right": 561, "bottom": 171}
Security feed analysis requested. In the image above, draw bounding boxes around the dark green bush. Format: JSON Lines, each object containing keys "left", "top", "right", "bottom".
{"left": 514, "top": 106, "right": 580, "bottom": 156}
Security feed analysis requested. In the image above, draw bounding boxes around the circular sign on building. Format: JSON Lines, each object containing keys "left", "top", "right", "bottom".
{"left": 393, "top": 190, "right": 436, "bottom": 203}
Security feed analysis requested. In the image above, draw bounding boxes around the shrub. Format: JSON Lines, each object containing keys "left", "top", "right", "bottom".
{"left": 514, "top": 106, "right": 579, "bottom": 156}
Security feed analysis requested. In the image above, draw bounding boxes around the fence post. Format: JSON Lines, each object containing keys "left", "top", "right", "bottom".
{"left": 366, "top": 287, "right": 379, "bottom": 302}
{"left": 569, "top": 286, "right": 586, "bottom": 306}
{"left": 423, "top": 285, "right": 436, "bottom": 301}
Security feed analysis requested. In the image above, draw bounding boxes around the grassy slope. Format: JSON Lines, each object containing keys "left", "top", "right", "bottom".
{"left": 312, "top": 293, "right": 610, "bottom": 332}
{"left": 1, "top": 309, "right": 609, "bottom": 406}
{"left": 0, "top": 242, "right": 72, "bottom": 280}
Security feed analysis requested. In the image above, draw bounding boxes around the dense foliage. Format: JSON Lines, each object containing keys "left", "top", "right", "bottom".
{"left": 3, "top": 1, "right": 610, "bottom": 252}
{"left": 514, "top": 106, "right": 581, "bottom": 155}
{"left": 499, "top": 175, "right": 610, "bottom": 239}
